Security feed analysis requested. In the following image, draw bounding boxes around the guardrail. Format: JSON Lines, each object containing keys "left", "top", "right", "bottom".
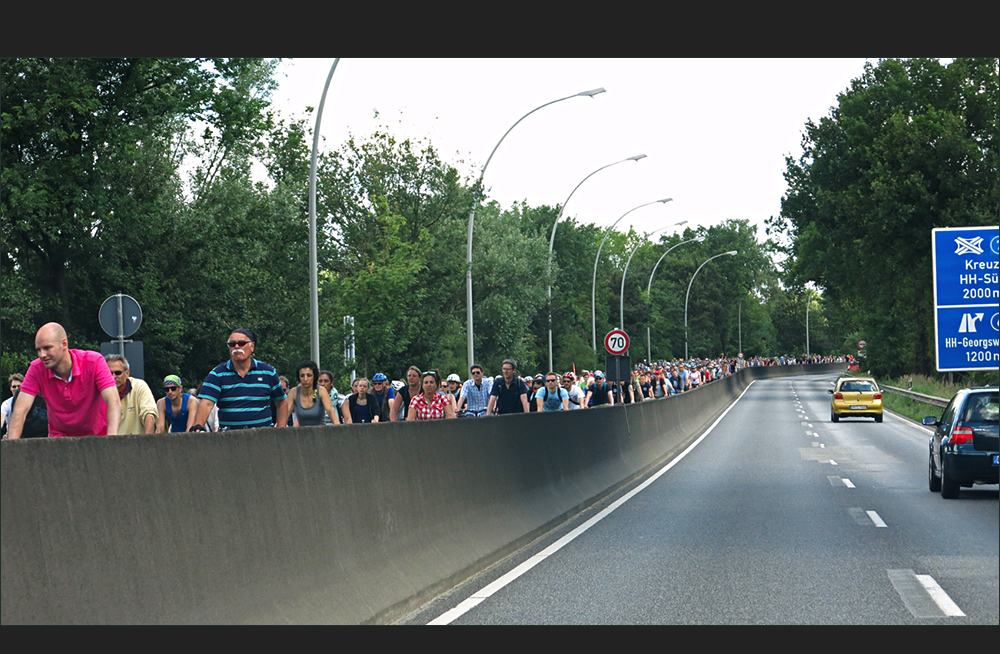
{"left": 880, "top": 384, "right": 949, "bottom": 408}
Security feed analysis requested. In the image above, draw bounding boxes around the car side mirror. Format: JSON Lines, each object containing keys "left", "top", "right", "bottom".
{"left": 827, "top": 389, "right": 834, "bottom": 394}
{"left": 921, "top": 416, "right": 938, "bottom": 426}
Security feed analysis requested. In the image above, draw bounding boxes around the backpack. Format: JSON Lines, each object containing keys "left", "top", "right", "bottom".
{"left": 6, "top": 391, "right": 48, "bottom": 438}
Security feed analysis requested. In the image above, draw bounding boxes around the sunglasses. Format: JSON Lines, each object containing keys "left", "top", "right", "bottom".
{"left": 164, "top": 386, "right": 179, "bottom": 391}
{"left": 111, "top": 370, "right": 125, "bottom": 376}
{"left": 546, "top": 378, "right": 558, "bottom": 382}
{"left": 227, "top": 340, "right": 251, "bottom": 348}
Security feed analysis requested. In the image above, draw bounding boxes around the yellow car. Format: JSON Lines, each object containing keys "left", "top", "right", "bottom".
{"left": 829, "top": 377, "right": 883, "bottom": 423}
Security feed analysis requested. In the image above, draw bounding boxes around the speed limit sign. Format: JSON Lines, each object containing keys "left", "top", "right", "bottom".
{"left": 605, "top": 329, "right": 630, "bottom": 355}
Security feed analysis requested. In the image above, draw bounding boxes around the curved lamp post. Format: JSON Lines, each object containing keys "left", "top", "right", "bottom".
{"left": 619, "top": 221, "right": 688, "bottom": 332}
{"left": 645, "top": 235, "right": 704, "bottom": 362}
{"left": 591, "top": 198, "right": 673, "bottom": 352}
{"left": 684, "top": 250, "right": 738, "bottom": 360}
{"left": 546, "top": 153, "right": 646, "bottom": 371}
{"left": 308, "top": 58, "right": 340, "bottom": 367}
{"left": 466, "top": 88, "right": 606, "bottom": 372}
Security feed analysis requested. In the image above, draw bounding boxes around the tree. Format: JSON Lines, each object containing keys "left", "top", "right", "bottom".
{"left": 771, "top": 57, "right": 998, "bottom": 377}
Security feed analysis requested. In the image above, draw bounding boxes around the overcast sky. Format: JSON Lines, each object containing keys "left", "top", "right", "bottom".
{"left": 267, "top": 58, "right": 873, "bottom": 240}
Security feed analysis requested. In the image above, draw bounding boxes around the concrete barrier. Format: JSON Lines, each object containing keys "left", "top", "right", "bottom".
{"left": 0, "top": 363, "right": 844, "bottom": 624}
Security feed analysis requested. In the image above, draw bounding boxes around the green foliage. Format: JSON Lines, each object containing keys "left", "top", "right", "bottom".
{"left": 2, "top": 57, "right": 820, "bottom": 395}
{"left": 772, "top": 57, "right": 999, "bottom": 377}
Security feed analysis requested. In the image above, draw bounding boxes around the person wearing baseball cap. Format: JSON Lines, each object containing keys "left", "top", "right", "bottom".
{"left": 156, "top": 374, "right": 200, "bottom": 432}
{"left": 585, "top": 370, "right": 614, "bottom": 407}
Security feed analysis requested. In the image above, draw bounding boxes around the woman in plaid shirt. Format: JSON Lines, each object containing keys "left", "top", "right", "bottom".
{"left": 407, "top": 371, "right": 456, "bottom": 421}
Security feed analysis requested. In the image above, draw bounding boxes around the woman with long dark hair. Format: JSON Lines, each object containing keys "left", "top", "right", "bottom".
{"left": 286, "top": 360, "right": 339, "bottom": 426}
{"left": 406, "top": 371, "right": 456, "bottom": 421}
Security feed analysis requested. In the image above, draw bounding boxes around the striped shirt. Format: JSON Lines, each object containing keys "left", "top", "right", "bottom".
{"left": 199, "top": 358, "right": 286, "bottom": 430}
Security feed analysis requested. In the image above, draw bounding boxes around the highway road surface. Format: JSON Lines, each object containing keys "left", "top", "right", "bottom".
{"left": 400, "top": 373, "right": 999, "bottom": 625}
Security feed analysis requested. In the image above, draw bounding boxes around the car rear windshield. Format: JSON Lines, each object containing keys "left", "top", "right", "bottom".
{"left": 961, "top": 393, "right": 999, "bottom": 424}
{"left": 840, "top": 381, "right": 877, "bottom": 392}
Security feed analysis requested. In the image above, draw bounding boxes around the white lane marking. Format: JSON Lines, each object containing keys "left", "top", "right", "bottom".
{"left": 866, "top": 510, "right": 887, "bottom": 527}
{"left": 828, "top": 476, "right": 855, "bottom": 488}
{"left": 916, "top": 574, "right": 966, "bottom": 617}
{"left": 888, "top": 569, "right": 966, "bottom": 618}
{"left": 842, "top": 478, "right": 855, "bottom": 488}
{"left": 427, "top": 379, "right": 762, "bottom": 625}
{"left": 829, "top": 459, "right": 838, "bottom": 465}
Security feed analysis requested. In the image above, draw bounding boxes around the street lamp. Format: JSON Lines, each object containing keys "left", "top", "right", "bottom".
{"left": 645, "top": 235, "right": 704, "bottom": 363}
{"left": 619, "top": 221, "right": 688, "bottom": 333}
{"left": 684, "top": 250, "right": 737, "bottom": 360}
{"left": 591, "top": 198, "right": 673, "bottom": 352}
{"left": 466, "top": 88, "right": 606, "bottom": 372}
{"left": 546, "top": 154, "right": 646, "bottom": 371}
{"left": 308, "top": 58, "right": 340, "bottom": 368}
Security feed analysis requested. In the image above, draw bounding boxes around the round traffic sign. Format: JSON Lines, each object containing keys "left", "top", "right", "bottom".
{"left": 857, "top": 339, "right": 867, "bottom": 350}
{"left": 99, "top": 294, "right": 142, "bottom": 338}
{"left": 605, "top": 329, "right": 630, "bottom": 355}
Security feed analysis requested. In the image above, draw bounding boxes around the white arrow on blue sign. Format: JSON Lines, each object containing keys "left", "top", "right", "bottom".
{"left": 931, "top": 226, "right": 999, "bottom": 371}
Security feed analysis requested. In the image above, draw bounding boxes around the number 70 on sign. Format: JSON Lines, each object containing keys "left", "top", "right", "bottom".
{"left": 605, "top": 329, "right": 630, "bottom": 355}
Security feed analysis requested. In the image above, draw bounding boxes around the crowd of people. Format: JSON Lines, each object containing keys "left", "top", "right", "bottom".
{"left": 0, "top": 322, "right": 854, "bottom": 439}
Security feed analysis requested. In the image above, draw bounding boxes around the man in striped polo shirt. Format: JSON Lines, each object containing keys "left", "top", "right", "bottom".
{"left": 190, "top": 329, "right": 288, "bottom": 431}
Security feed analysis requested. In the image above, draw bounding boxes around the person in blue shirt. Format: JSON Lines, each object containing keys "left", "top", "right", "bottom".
{"left": 191, "top": 329, "right": 288, "bottom": 431}
{"left": 534, "top": 373, "right": 569, "bottom": 411}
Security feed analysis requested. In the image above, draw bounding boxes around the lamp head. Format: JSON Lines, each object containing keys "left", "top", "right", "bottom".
{"left": 628, "top": 154, "right": 647, "bottom": 162}
{"left": 578, "top": 88, "right": 607, "bottom": 97}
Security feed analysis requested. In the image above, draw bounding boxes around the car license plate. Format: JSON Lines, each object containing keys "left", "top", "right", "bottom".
{"left": 850, "top": 405, "right": 866, "bottom": 410}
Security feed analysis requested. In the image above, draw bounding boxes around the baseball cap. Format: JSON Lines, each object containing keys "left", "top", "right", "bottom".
{"left": 594, "top": 370, "right": 605, "bottom": 378}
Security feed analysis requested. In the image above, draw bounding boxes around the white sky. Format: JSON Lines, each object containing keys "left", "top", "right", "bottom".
{"left": 267, "top": 58, "right": 872, "bottom": 240}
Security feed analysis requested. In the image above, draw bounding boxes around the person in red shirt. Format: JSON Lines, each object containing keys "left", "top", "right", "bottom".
{"left": 6, "top": 322, "right": 120, "bottom": 438}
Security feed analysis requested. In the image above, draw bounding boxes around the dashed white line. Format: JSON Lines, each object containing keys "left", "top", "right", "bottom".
{"left": 916, "top": 574, "right": 966, "bottom": 617}
{"left": 866, "top": 510, "right": 887, "bottom": 527}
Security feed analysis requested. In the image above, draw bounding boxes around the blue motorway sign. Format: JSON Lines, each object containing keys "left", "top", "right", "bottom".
{"left": 931, "top": 226, "right": 999, "bottom": 371}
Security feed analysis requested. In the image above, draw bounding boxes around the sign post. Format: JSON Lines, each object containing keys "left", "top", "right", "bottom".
{"left": 99, "top": 293, "right": 144, "bottom": 380}
{"left": 931, "top": 226, "right": 999, "bottom": 372}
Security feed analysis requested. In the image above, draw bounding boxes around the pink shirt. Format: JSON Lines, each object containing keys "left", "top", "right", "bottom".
{"left": 20, "top": 349, "right": 117, "bottom": 437}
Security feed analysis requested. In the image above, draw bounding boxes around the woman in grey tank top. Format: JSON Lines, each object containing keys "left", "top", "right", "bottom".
{"left": 287, "top": 360, "right": 339, "bottom": 426}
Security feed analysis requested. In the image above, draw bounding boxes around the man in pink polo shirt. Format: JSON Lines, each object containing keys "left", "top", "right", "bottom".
{"left": 6, "top": 322, "right": 121, "bottom": 438}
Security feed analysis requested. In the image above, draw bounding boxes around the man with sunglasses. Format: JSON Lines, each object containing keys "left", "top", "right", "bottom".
{"left": 456, "top": 364, "right": 492, "bottom": 416}
{"left": 156, "top": 375, "right": 200, "bottom": 432}
{"left": 369, "top": 373, "right": 397, "bottom": 422}
{"left": 105, "top": 354, "right": 158, "bottom": 435}
{"left": 561, "top": 372, "right": 585, "bottom": 410}
{"left": 191, "top": 329, "right": 288, "bottom": 431}
{"left": 535, "top": 373, "right": 570, "bottom": 412}
{"left": 7, "top": 322, "right": 120, "bottom": 438}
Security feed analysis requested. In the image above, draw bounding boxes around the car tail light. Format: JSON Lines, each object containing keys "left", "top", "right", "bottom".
{"left": 874, "top": 393, "right": 882, "bottom": 400}
{"left": 834, "top": 393, "right": 843, "bottom": 400}
{"left": 951, "top": 425, "right": 974, "bottom": 444}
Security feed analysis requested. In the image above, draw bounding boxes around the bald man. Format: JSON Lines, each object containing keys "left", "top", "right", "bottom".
{"left": 7, "top": 322, "right": 121, "bottom": 438}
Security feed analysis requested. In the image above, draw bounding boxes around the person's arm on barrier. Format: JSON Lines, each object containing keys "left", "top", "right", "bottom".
{"left": 185, "top": 395, "right": 200, "bottom": 431}
{"left": 486, "top": 394, "right": 497, "bottom": 416}
{"left": 319, "top": 387, "right": 340, "bottom": 425}
{"left": 101, "top": 385, "right": 122, "bottom": 436}
{"left": 191, "top": 397, "right": 216, "bottom": 432}
{"left": 155, "top": 397, "right": 167, "bottom": 433}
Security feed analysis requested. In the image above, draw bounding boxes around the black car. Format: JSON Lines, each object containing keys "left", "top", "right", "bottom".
{"left": 923, "top": 387, "right": 999, "bottom": 499}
